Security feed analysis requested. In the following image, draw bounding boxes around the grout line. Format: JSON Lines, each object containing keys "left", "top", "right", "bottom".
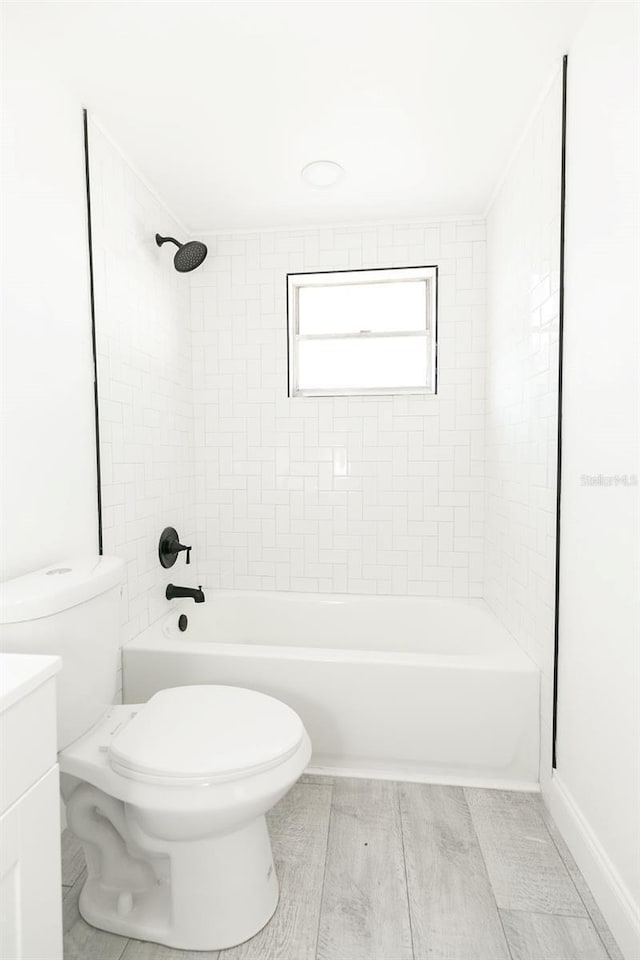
{"left": 476, "top": 791, "right": 597, "bottom": 927}
{"left": 498, "top": 903, "right": 617, "bottom": 960}
{"left": 313, "top": 782, "right": 335, "bottom": 960}
{"left": 396, "top": 782, "right": 416, "bottom": 960}
{"left": 463, "top": 787, "right": 515, "bottom": 960}
{"left": 116, "top": 940, "right": 130, "bottom": 960}
{"left": 495, "top": 902, "right": 514, "bottom": 959}
{"left": 535, "top": 802, "right": 595, "bottom": 920}
{"left": 542, "top": 813, "right": 621, "bottom": 960}
{"left": 499, "top": 906, "right": 613, "bottom": 921}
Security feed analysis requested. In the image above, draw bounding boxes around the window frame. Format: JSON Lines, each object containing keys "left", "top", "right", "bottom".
{"left": 286, "top": 265, "right": 438, "bottom": 398}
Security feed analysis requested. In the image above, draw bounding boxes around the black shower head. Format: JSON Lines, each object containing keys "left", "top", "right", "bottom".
{"left": 155, "top": 234, "right": 208, "bottom": 272}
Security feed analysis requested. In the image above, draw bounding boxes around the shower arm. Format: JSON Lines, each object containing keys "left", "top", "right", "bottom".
{"left": 155, "top": 234, "right": 182, "bottom": 250}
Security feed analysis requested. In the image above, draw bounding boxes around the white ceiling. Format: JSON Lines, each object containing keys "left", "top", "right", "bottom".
{"left": 7, "top": 1, "right": 590, "bottom": 233}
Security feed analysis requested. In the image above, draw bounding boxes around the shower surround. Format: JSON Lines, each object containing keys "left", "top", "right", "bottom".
{"left": 191, "top": 220, "right": 487, "bottom": 597}
{"left": 88, "top": 117, "right": 489, "bottom": 640}
{"left": 88, "top": 98, "right": 560, "bottom": 782}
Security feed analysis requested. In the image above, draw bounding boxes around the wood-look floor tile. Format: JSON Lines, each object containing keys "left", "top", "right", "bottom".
{"left": 400, "top": 783, "right": 510, "bottom": 960}
{"left": 298, "top": 773, "right": 335, "bottom": 785}
{"left": 465, "top": 789, "right": 587, "bottom": 916}
{"left": 121, "top": 939, "right": 218, "bottom": 959}
{"left": 540, "top": 804, "right": 624, "bottom": 960}
{"left": 219, "top": 782, "right": 332, "bottom": 960}
{"left": 63, "top": 870, "right": 129, "bottom": 960}
{"left": 60, "top": 778, "right": 622, "bottom": 960}
{"left": 317, "top": 779, "right": 413, "bottom": 960}
{"left": 501, "top": 909, "right": 610, "bottom": 960}
{"left": 61, "top": 828, "right": 85, "bottom": 887}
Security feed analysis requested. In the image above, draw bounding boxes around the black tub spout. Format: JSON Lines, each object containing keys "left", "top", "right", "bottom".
{"left": 166, "top": 584, "right": 205, "bottom": 603}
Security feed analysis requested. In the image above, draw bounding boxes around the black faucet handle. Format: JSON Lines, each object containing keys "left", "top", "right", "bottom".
{"left": 172, "top": 541, "right": 191, "bottom": 564}
{"left": 159, "top": 528, "right": 192, "bottom": 569}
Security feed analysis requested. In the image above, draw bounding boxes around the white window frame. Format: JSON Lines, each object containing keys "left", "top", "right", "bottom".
{"left": 287, "top": 265, "right": 438, "bottom": 398}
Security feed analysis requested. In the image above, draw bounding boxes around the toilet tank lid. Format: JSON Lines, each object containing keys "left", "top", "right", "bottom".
{"left": 0, "top": 557, "right": 125, "bottom": 624}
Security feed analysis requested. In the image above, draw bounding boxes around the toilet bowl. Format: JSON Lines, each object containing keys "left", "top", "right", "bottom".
{"left": 0, "top": 558, "right": 313, "bottom": 951}
{"left": 60, "top": 684, "right": 312, "bottom": 951}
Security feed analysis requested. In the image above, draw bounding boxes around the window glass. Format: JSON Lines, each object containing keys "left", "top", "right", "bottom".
{"left": 288, "top": 266, "right": 437, "bottom": 396}
{"left": 298, "top": 336, "right": 429, "bottom": 391}
{"left": 297, "top": 281, "right": 427, "bottom": 335}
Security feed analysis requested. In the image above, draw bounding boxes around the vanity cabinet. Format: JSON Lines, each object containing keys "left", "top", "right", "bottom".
{"left": 0, "top": 655, "right": 62, "bottom": 960}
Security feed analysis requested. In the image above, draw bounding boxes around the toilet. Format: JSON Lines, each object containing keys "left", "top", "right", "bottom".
{"left": 0, "top": 557, "right": 311, "bottom": 951}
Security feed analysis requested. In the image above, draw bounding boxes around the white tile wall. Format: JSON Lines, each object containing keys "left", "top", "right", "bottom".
{"left": 484, "top": 71, "right": 563, "bottom": 781}
{"left": 87, "top": 102, "right": 563, "bottom": 772}
{"left": 191, "top": 220, "right": 487, "bottom": 596}
{"left": 88, "top": 120, "right": 197, "bottom": 670}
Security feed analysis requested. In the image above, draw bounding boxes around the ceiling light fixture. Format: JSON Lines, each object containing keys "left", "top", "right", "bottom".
{"left": 301, "top": 160, "right": 344, "bottom": 188}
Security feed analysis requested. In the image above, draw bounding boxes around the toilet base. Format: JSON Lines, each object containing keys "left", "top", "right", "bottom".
{"left": 77, "top": 815, "right": 280, "bottom": 951}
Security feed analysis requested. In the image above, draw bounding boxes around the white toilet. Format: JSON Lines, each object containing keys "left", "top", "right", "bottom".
{"left": 0, "top": 557, "right": 311, "bottom": 951}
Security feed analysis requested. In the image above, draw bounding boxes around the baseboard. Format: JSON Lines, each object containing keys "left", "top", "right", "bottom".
{"left": 545, "top": 774, "right": 640, "bottom": 960}
{"left": 305, "top": 763, "right": 540, "bottom": 793}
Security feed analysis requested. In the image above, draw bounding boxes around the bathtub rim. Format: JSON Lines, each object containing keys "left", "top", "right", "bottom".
{"left": 125, "top": 630, "right": 538, "bottom": 673}
{"left": 129, "top": 593, "right": 539, "bottom": 672}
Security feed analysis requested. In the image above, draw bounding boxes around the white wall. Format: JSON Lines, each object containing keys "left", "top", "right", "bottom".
{"left": 191, "top": 221, "right": 487, "bottom": 596}
{"left": 550, "top": 3, "right": 640, "bottom": 957}
{"left": 1, "top": 31, "right": 98, "bottom": 580}
{"left": 87, "top": 120, "right": 196, "bottom": 647}
{"left": 484, "top": 71, "right": 563, "bottom": 782}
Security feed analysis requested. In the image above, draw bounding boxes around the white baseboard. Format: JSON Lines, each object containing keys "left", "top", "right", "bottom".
{"left": 545, "top": 774, "right": 640, "bottom": 960}
{"left": 306, "top": 763, "right": 540, "bottom": 793}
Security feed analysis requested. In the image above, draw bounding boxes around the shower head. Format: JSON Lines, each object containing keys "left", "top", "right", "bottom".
{"left": 155, "top": 234, "right": 208, "bottom": 272}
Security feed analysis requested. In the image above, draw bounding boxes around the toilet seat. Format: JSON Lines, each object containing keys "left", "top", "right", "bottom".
{"left": 60, "top": 687, "right": 312, "bottom": 953}
{"left": 108, "top": 685, "right": 306, "bottom": 786}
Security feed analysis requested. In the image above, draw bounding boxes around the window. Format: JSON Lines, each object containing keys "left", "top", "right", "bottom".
{"left": 287, "top": 266, "right": 437, "bottom": 397}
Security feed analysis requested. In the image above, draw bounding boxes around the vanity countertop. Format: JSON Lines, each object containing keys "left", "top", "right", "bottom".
{"left": 0, "top": 652, "right": 61, "bottom": 714}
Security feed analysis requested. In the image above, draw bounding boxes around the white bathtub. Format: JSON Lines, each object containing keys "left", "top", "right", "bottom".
{"left": 123, "top": 592, "right": 540, "bottom": 789}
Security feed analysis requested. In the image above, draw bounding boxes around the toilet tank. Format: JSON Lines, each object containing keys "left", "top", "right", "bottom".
{"left": 0, "top": 557, "right": 125, "bottom": 750}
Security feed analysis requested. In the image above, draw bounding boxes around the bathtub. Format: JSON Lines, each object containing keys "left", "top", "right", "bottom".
{"left": 123, "top": 592, "right": 540, "bottom": 789}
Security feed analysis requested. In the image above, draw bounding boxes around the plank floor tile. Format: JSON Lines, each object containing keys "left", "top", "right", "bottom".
{"left": 317, "top": 779, "right": 413, "bottom": 960}
{"left": 220, "top": 782, "right": 333, "bottom": 960}
{"left": 121, "top": 940, "right": 219, "bottom": 960}
{"left": 299, "top": 773, "right": 335, "bottom": 785}
{"left": 61, "top": 778, "right": 621, "bottom": 960}
{"left": 540, "top": 804, "right": 625, "bottom": 960}
{"left": 500, "top": 909, "right": 610, "bottom": 960}
{"left": 399, "top": 783, "right": 510, "bottom": 960}
{"left": 63, "top": 869, "right": 129, "bottom": 960}
{"left": 465, "top": 788, "right": 587, "bottom": 917}
{"left": 61, "top": 829, "right": 85, "bottom": 888}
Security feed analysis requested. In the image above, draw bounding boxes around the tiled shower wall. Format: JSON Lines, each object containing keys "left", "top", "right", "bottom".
{"left": 89, "top": 120, "right": 196, "bottom": 652}
{"left": 484, "top": 70, "right": 563, "bottom": 780}
{"left": 190, "top": 220, "right": 487, "bottom": 596}
{"left": 87, "top": 103, "right": 562, "bottom": 774}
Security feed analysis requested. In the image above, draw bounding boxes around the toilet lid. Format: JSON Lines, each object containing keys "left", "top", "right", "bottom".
{"left": 108, "top": 685, "right": 305, "bottom": 784}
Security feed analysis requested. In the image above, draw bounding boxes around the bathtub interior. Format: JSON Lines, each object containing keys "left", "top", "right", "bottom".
{"left": 152, "top": 591, "right": 530, "bottom": 659}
